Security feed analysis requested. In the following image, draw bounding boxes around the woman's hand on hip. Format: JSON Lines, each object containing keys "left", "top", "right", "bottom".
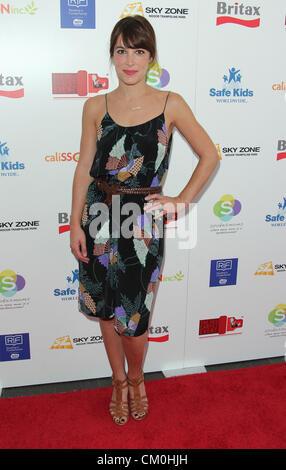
{"left": 144, "top": 194, "right": 189, "bottom": 220}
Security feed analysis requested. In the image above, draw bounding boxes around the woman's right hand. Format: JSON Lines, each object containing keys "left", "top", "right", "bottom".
{"left": 70, "top": 224, "right": 90, "bottom": 263}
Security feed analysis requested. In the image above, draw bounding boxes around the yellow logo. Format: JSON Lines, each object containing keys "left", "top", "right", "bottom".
{"left": 254, "top": 262, "right": 274, "bottom": 276}
{"left": 50, "top": 335, "right": 73, "bottom": 349}
{"left": 216, "top": 144, "right": 222, "bottom": 160}
{"left": 120, "top": 2, "right": 144, "bottom": 18}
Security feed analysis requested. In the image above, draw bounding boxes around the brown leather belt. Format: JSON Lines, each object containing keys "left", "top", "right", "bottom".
{"left": 94, "top": 177, "right": 162, "bottom": 206}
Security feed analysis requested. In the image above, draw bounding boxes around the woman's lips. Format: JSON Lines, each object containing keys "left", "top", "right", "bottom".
{"left": 123, "top": 70, "right": 137, "bottom": 76}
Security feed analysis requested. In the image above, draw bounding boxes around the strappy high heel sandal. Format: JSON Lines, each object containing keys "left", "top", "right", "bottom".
{"left": 127, "top": 370, "right": 149, "bottom": 421}
{"left": 109, "top": 375, "right": 129, "bottom": 426}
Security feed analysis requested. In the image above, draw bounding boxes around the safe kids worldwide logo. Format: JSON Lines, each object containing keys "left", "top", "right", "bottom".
{"left": 210, "top": 67, "right": 254, "bottom": 103}
{"left": 265, "top": 197, "right": 286, "bottom": 227}
{"left": 53, "top": 269, "right": 79, "bottom": 301}
{"left": 216, "top": 2, "right": 261, "bottom": 28}
{"left": 213, "top": 194, "right": 242, "bottom": 221}
{"left": 0, "top": 138, "right": 25, "bottom": 176}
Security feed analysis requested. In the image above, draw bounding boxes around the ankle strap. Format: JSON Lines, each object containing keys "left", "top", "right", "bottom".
{"left": 127, "top": 370, "right": 144, "bottom": 386}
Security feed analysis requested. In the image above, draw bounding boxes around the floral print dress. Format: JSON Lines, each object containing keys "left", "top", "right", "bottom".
{"left": 78, "top": 92, "right": 173, "bottom": 337}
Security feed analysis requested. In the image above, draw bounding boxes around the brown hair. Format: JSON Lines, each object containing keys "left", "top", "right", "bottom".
{"left": 110, "top": 15, "right": 157, "bottom": 62}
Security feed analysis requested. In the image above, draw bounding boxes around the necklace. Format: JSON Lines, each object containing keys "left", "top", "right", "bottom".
{"left": 131, "top": 105, "right": 141, "bottom": 111}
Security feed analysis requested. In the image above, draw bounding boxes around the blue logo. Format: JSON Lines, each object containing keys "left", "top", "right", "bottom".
{"left": 60, "top": 0, "right": 96, "bottom": 29}
{"left": 0, "top": 140, "right": 9, "bottom": 157}
{"left": 0, "top": 139, "right": 25, "bottom": 175}
{"left": 210, "top": 67, "right": 254, "bottom": 103}
{"left": 53, "top": 269, "right": 79, "bottom": 299}
{"left": 265, "top": 197, "right": 286, "bottom": 226}
{"left": 210, "top": 258, "right": 238, "bottom": 287}
{"left": 0, "top": 333, "right": 31, "bottom": 362}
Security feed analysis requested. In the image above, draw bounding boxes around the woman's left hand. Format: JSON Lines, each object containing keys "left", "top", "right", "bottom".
{"left": 144, "top": 194, "right": 188, "bottom": 220}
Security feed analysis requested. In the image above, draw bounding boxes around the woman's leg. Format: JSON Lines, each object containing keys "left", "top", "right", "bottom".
{"left": 99, "top": 318, "right": 129, "bottom": 424}
{"left": 99, "top": 319, "right": 149, "bottom": 420}
{"left": 121, "top": 331, "right": 148, "bottom": 377}
{"left": 99, "top": 318, "right": 126, "bottom": 379}
{"left": 122, "top": 331, "right": 149, "bottom": 418}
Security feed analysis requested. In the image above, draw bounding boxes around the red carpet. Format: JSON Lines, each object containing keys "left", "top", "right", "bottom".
{"left": 0, "top": 363, "right": 285, "bottom": 449}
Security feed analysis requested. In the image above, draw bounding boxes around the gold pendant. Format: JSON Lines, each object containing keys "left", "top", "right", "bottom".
{"left": 131, "top": 106, "right": 141, "bottom": 111}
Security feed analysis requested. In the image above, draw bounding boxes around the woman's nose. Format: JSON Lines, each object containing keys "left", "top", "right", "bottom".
{"left": 125, "top": 51, "right": 135, "bottom": 66}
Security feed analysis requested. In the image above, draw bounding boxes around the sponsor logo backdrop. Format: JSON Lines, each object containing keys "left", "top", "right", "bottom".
{"left": 0, "top": 0, "right": 285, "bottom": 387}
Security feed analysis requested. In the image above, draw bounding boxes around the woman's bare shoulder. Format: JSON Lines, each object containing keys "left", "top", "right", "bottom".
{"left": 83, "top": 94, "right": 106, "bottom": 112}
{"left": 167, "top": 91, "right": 190, "bottom": 108}
{"left": 82, "top": 94, "right": 107, "bottom": 124}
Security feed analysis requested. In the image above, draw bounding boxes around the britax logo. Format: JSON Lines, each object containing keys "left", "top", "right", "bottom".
{"left": 0, "top": 73, "right": 24, "bottom": 98}
{"left": 216, "top": 2, "right": 261, "bottom": 28}
{"left": 277, "top": 140, "right": 286, "bottom": 161}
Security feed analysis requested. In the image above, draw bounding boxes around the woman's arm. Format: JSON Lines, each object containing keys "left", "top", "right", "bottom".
{"left": 70, "top": 97, "right": 98, "bottom": 262}
{"left": 70, "top": 97, "right": 98, "bottom": 229}
{"left": 145, "top": 92, "right": 219, "bottom": 217}
{"left": 169, "top": 92, "right": 219, "bottom": 205}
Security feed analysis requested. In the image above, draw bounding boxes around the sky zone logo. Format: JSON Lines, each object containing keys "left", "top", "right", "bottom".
{"left": 120, "top": 2, "right": 189, "bottom": 19}
{"left": 216, "top": 143, "right": 261, "bottom": 158}
{"left": 255, "top": 261, "right": 286, "bottom": 276}
{"left": 216, "top": 2, "right": 261, "bottom": 27}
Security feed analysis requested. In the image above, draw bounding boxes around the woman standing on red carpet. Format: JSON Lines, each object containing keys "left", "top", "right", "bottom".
{"left": 70, "top": 15, "right": 218, "bottom": 425}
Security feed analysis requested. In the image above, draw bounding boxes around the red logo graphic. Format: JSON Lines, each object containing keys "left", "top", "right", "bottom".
{"left": 148, "top": 325, "right": 169, "bottom": 342}
{"left": 277, "top": 140, "right": 286, "bottom": 161}
{"left": 58, "top": 212, "right": 70, "bottom": 234}
{"left": 216, "top": 2, "right": 261, "bottom": 28}
{"left": 216, "top": 16, "right": 260, "bottom": 27}
{"left": 52, "top": 70, "right": 108, "bottom": 98}
{"left": 199, "top": 315, "right": 243, "bottom": 336}
{"left": 0, "top": 73, "right": 24, "bottom": 98}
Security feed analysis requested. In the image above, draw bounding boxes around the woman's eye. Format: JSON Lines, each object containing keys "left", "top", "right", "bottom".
{"left": 136, "top": 50, "right": 145, "bottom": 54}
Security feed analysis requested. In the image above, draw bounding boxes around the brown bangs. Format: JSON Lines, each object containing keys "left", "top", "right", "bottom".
{"left": 110, "top": 15, "right": 157, "bottom": 61}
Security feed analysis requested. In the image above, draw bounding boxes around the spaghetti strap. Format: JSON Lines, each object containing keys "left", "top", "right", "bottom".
{"left": 163, "top": 91, "right": 170, "bottom": 113}
{"left": 105, "top": 93, "right": 108, "bottom": 113}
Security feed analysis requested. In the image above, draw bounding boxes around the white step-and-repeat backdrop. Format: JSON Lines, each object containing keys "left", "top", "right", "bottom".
{"left": 1, "top": 0, "right": 285, "bottom": 387}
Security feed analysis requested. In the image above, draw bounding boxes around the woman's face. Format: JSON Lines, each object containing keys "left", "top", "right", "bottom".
{"left": 111, "top": 34, "right": 152, "bottom": 86}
